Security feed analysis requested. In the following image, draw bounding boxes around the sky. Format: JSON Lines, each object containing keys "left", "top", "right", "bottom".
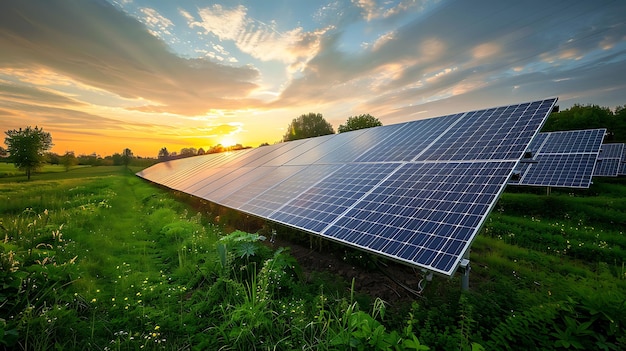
{"left": 1, "top": 0, "right": 625, "bottom": 157}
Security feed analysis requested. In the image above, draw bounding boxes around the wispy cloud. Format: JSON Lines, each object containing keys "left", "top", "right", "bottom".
{"left": 185, "top": 4, "right": 331, "bottom": 67}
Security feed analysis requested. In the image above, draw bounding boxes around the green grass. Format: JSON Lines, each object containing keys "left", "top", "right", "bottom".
{"left": 1, "top": 168, "right": 624, "bottom": 350}
{"left": 0, "top": 163, "right": 92, "bottom": 181}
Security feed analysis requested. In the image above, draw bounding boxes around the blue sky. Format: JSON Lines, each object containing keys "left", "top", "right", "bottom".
{"left": 1, "top": 0, "right": 625, "bottom": 156}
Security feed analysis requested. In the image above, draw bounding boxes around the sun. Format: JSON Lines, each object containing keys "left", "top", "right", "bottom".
{"left": 220, "top": 136, "right": 237, "bottom": 147}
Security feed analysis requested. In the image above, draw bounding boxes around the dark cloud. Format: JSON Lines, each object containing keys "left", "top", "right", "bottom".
{"left": 0, "top": 0, "right": 262, "bottom": 115}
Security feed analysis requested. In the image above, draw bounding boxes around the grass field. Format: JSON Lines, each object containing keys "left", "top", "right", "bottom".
{"left": 1, "top": 166, "right": 624, "bottom": 350}
{"left": 0, "top": 163, "right": 91, "bottom": 180}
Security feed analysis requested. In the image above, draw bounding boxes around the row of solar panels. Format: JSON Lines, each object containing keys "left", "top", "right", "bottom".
{"left": 138, "top": 98, "right": 558, "bottom": 276}
{"left": 508, "top": 127, "right": 626, "bottom": 188}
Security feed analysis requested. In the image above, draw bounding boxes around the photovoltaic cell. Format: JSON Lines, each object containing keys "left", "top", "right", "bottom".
{"left": 594, "top": 159, "right": 620, "bottom": 177}
{"left": 510, "top": 129, "right": 606, "bottom": 188}
{"left": 598, "top": 143, "right": 625, "bottom": 159}
{"left": 322, "top": 161, "right": 516, "bottom": 273}
{"left": 355, "top": 113, "right": 462, "bottom": 162}
{"left": 594, "top": 143, "right": 624, "bottom": 177}
{"left": 269, "top": 163, "right": 401, "bottom": 233}
{"left": 137, "top": 98, "right": 557, "bottom": 276}
{"left": 516, "top": 154, "right": 598, "bottom": 188}
{"left": 220, "top": 166, "right": 306, "bottom": 210}
{"left": 240, "top": 164, "right": 342, "bottom": 218}
{"left": 416, "top": 101, "right": 551, "bottom": 161}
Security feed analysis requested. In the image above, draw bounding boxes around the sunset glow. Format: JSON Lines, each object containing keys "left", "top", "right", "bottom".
{"left": 1, "top": 1, "right": 625, "bottom": 157}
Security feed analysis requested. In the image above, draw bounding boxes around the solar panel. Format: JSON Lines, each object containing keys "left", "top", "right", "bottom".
{"left": 137, "top": 98, "right": 557, "bottom": 276}
{"left": 509, "top": 129, "right": 606, "bottom": 188}
{"left": 594, "top": 143, "right": 624, "bottom": 177}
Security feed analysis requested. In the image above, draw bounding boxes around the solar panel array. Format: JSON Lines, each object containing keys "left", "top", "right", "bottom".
{"left": 508, "top": 129, "right": 606, "bottom": 188}
{"left": 594, "top": 143, "right": 625, "bottom": 177}
{"left": 137, "top": 98, "right": 557, "bottom": 276}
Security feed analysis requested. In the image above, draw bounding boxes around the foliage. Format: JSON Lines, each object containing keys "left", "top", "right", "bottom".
{"left": 3, "top": 126, "right": 53, "bottom": 180}
{"left": 338, "top": 114, "right": 383, "bottom": 133}
{"left": 157, "top": 147, "right": 169, "bottom": 160}
{"left": 60, "top": 151, "right": 77, "bottom": 171}
{"left": 283, "top": 112, "right": 335, "bottom": 141}
{"left": 542, "top": 104, "right": 626, "bottom": 142}
{"left": 487, "top": 292, "right": 625, "bottom": 350}
{"left": 121, "top": 148, "right": 133, "bottom": 168}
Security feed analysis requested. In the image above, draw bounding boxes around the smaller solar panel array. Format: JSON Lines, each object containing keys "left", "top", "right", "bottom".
{"left": 509, "top": 129, "right": 606, "bottom": 188}
{"left": 594, "top": 143, "right": 625, "bottom": 177}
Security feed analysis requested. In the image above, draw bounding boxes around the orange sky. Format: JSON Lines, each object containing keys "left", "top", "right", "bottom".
{"left": 1, "top": 1, "right": 625, "bottom": 157}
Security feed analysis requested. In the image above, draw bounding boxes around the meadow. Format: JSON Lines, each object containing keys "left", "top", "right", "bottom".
{"left": 0, "top": 166, "right": 624, "bottom": 350}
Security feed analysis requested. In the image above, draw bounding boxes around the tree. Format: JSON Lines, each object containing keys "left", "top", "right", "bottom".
{"left": 197, "top": 148, "right": 206, "bottom": 155}
{"left": 158, "top": 147, "right": 170, "bottom": 160}
{"left": 121, "top": 148, "right": 133, "bottom": 168}
{"left": 283, "top": 113, "right": 334, "bottom": 142}
{"left": 61, "top": 151, "right": 78, "bottom": 171}
{"left": 45, "top": 152, "right": 60, "bottom": 165}
{"left": 4, "top": 126, "right": 53, "bottom": 180}
{"left": 180, "top": 147, "right": 197, "bottom": 157}
{"left": 0, "top": 146, "right": 7, "bottom": 157}
{"left": 338, "top": 114, "right": 382, "bottom": 133}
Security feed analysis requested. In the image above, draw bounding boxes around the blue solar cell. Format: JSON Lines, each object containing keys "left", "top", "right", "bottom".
{"left": 538, "top": 129, "right": 606, "bottom": 154}
{"left": 594, "top": 143, "right": 624, "bottom": 177}
{"left": 321, "top": 161, "right": 516, "bottom": 274}
{"left": 355, "top": 113, "right": 462, "bottom": 162}
{"left": 515, "top": 154, "right": 598, "bottom": 188}
{"left": 416, "top": 100, "right": 555, "bottom": 161}
{"left": 269, "top": 163, "right": 401, "bottom": 232}
{"left": 594, "top": 159, "right": 620, "bottom": 177}
{"left": 597, "top": 143, "right": 624, "bottom": 160}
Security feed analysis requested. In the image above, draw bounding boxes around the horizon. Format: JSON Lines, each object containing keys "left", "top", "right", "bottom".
{"left": 1, "top": 0, "right": 625, "bottom": 157}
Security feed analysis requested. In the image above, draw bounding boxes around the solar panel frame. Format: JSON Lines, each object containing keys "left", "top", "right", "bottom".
{"left": 137, "top": 98, "right": 558, "bottom": 277}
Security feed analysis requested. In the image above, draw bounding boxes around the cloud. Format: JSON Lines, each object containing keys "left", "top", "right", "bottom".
{"left": 186, "top": 4, "right": 331, "bottom": 66}
{"left": 0, "top": 81, "right": 86, "bottom": 108}
{"left": 274, "top": 0, "right": 626, "bottom": 117}
{"left": 353, "top": 0, "right": 432, "bottom": 21}
{"left": 0, "top": 0, "right": 261, "bottom": 115}
{"left": 139, "top": 7, "right": 174, "bottom": 37}
{"left": 194, "top": 123, "right": 243, "bottom": 138}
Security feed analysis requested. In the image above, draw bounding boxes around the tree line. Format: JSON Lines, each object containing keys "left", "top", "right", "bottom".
{"left": 542, "top": 103, "right": 626, "bottom": 142}
{"left": 4, "top": 104, "right": 625, "bottom": 180}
